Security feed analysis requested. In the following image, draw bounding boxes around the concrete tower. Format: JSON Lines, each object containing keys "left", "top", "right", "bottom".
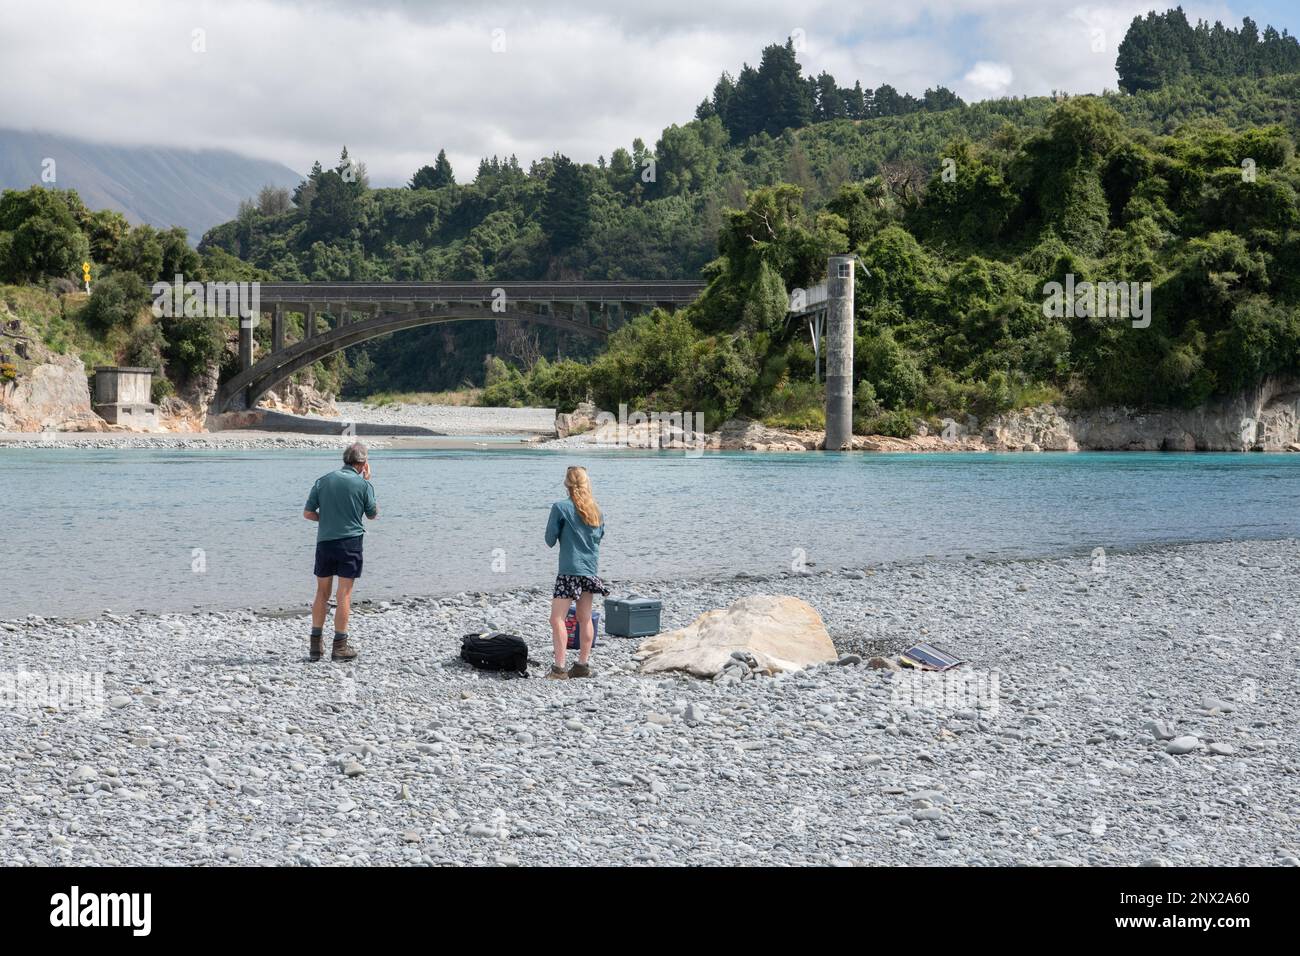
{"left": 823, "top": 254, "right": 856, "bottom": 451}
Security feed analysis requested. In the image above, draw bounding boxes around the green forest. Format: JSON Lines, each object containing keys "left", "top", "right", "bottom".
{"left": 3, "top": 6, "right": 1299, "bottom": 432}
{"left": 1117, "top": 8, "right": 1300, "bottom": 92}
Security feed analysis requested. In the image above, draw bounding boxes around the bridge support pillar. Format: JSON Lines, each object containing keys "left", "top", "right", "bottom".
{"left": 305, "top": 303, "right": 316, "bottom": 339}
{"left": 823, "top": 254, "right": 856, "bottom": 451}
{"left": 271, "top": 304, "right": 284, "bottom": 353}
{"left": 239, "top": 321, "right": 254, "bottom": 371}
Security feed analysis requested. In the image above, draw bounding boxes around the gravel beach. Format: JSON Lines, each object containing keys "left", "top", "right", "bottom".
{"left": 2, "top": 538, "right": 1296, "bottom": 867}
{"left": 328, "top": 402, "right": 556, "bottom": 436}
{"left": 0, "top": 403, "right": 555, "bottom": 449}
{"left": 0, "top": 432, "right": 391, "bottom": 451}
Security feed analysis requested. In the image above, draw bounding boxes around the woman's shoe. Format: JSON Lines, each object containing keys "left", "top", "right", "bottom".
{"left": 568, "top": 662, "right": 592, "bottom": 679}
{"left": 545, "top": 665, "right": 569, "bottom": 680}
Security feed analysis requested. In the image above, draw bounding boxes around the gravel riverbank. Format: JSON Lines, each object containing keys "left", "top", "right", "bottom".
{"left": 328, "top": 402, "right": 556, "bottom": 436}
{"left": 0, "top": 432, "right": 391, "bottom": 451}
{"left": 0, "top": 404, "right": 554, "bottom": 449}
{"left": 2, "top": 538, "right": 1296, "bottom": 866}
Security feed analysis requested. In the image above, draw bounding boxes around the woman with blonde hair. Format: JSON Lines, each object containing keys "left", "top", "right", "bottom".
{"left": 543, "top": 465, "right": 608, "bottom": 679}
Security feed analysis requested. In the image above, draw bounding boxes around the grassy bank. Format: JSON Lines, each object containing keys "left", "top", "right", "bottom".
{"left": 0, "top": 284, "right": 115, "bottom": 380}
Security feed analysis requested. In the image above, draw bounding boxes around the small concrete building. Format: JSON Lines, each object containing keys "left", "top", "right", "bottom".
{"left": 93, "top": 366, "right": 160, "bottom": 429}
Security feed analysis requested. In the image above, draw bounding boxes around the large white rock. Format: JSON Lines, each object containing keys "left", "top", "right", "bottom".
{"left": 635, "top": 595, "right": 837, "bottom": 678}
{"left": 555, "top": 401, "right": 597, "bottom": 438}
{"left": 0, "top": 357, "right": 103, "bottom": 432}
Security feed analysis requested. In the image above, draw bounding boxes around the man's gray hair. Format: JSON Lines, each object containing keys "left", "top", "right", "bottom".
{"left": 343, "top": 442, "right": 368, "bottom": 466}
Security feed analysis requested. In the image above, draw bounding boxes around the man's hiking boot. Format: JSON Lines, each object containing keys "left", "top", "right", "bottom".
{"left": 332, "top": 637, "right": 358, "bottom": 661}
{"left": 544, "top": 665, "right": 568, "bottom": 680}
{"left": 568, "top": 662, "right": 593, "bottom": 679}
{"left": 309, "top": 635, "right": 323, "bottom": 662}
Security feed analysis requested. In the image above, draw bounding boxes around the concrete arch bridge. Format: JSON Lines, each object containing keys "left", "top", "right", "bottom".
{"left": 216, "top": 280, "right": 705, "bottom": 413}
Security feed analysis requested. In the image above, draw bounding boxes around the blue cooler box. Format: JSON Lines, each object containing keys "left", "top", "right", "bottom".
{"left": 603, "top": 595, "right": 662, "bottom": 637}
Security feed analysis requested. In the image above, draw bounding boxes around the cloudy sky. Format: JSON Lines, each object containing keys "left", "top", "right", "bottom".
{"left": 2, "top": 0, "right": 1296, "bottom": 184}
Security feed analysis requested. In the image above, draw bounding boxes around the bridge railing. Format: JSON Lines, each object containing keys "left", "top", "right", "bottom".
{"left": 254, "top": 281, "right": 706, "bottom": 306}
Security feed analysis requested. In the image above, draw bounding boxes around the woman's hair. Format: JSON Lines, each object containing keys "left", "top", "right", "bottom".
{"left": 564, "top": 466, "right": 601, "bottom": 527}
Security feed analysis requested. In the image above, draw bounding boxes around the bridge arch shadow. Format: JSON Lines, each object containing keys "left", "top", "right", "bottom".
{"left": 216, "top": 303, "right": 608, "bottom": 413}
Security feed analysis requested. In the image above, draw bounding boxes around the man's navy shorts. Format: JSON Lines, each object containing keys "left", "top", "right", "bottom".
{"left": 314, "top": 535, "right": 364, "bottom": 579}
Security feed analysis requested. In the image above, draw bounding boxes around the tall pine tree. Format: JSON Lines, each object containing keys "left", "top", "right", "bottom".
{"left": 757, "top": 40, "right": 813, "bottom": 135}
{"left": 409, "top": 149, "right": 456, "bottom": 189}
{"left": 541, "top": 154, "right": 591, "bottom": 253}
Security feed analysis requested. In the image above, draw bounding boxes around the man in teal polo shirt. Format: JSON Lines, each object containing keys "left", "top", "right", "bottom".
{"left": 303, "top": 443, "right": 379, "bottom": 661}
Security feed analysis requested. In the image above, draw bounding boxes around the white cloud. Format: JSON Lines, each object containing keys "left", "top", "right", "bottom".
{"left": 962, "top": 61, "right": 1015, "bottom": 96}
{"left": 0, "top": 1, "right": 1274, "bottom": 184}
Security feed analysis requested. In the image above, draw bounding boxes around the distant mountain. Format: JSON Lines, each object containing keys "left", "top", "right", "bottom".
{"left": 0, "top": 128, "right": 301, "bottom": 243}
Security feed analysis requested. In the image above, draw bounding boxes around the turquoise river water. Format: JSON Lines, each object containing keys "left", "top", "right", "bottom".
{"left": 3, "top": 446, "right": 1298, "bottom": 618}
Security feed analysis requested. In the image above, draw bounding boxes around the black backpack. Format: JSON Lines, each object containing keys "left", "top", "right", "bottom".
{"left": 460, "top": 632, "right": 530, "bottom": 676}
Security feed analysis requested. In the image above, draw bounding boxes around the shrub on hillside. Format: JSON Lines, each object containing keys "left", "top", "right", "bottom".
{"left": 151, "top": 377, "right": 175, "bottom": 405}
{"left": 759, "top": 377, "right": 824, "bottom": 430}
{"left": 481, "top": 356, "right": 532, "bottom": 407}
{"left": 162, "top": 314, "right": 226, "bottom": 382}
{"left": 82, "top": 272, "right": 149, "bottom": 333}
{"left": 0, "top": 187, "right": 89, "bottom": 284}
{"left": 125, "top": 322, "right": 166, "bottom": 371}
{"left": 527, "top": 357, "right": 591, "bottom": 410}
{"left": 863, "top": 408, "right": 914, "bottom": 438}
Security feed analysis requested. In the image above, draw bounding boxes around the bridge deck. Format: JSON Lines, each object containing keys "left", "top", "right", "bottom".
{"left": 221, "top": 280, "right": 710, "bottom": 413}
{"left": 257, "top": 281, "right": 706, "bottom": 305}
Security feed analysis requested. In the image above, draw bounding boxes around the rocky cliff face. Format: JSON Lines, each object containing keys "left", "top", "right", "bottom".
{"left": 153, "top": 362, "right": 223, "bottom": 432}
{"left": 257, "top": 381, "right": 338, "bottom": 417}
{"left": 0, "top": 356, "right": 105, "bottom": 432}
{"left": 987, "top": 378, "right": 1300, "bottom": 452}
{"left": 155, "top": 365, "right": 337, "bottom": 431}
